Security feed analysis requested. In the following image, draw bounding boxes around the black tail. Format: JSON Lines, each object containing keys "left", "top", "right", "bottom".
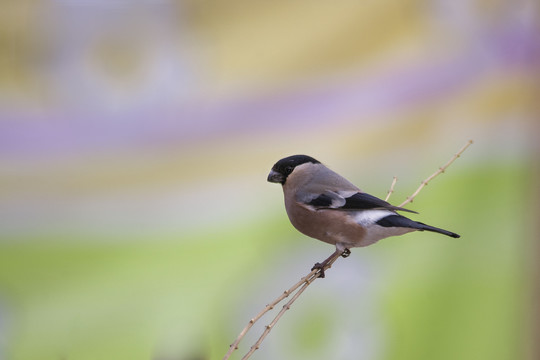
{"left": 415, "top": 221, "right": 460, "bottom": 238}
{"left": 376, "top": 215, "right": 460, "bottom": 238}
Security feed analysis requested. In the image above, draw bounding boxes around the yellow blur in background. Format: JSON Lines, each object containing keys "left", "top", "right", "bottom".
{"left": 0, "top": 1, "right": 539, "bottom": 359}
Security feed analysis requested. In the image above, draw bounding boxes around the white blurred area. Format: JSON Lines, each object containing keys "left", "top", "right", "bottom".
{"left": 33, "top": 0, "right": 198, "bottom": 112}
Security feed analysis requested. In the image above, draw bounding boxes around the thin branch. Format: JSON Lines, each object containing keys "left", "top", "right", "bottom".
{"left": 399, "top": 140, "right": 473, "bottom": 207}
{"left": 241, "top": 274, "right": 316, "bottom": 359}
{"left": 222, "top": 270, "right": 317, "bottom": 360}
{"left": 223, "top": 251, "right": 342, "bottom": 360}
{"left": 240, "top": 251, "right": 342, "bottom": 360}
{"left": 384, "top": 176, "right": 398, "bottom": 202}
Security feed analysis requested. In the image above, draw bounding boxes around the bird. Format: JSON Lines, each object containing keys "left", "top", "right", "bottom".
{"left": 267, "top": 154, "right": 460, "bottom": 277}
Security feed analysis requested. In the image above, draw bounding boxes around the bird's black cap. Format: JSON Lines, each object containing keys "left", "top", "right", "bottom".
{"left": 268, "top": 155, "right": 320, "bottom": 184}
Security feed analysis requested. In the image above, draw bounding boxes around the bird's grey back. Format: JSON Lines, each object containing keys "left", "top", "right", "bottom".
{"left": 308, "top": 164, "right": 359, "bottom": 191}
{"left": 293, "top": 164, "right": 360, "bottom": 203}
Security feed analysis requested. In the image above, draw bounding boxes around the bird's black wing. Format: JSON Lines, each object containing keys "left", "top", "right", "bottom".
{"left": 341, "top": 192, "right": 417, "bottom": 213}
{"left": 306, "top": 191, "right": 417, "bottom": 214}
{"left": 303, "top": 191, "right": 346, "bottom": 209}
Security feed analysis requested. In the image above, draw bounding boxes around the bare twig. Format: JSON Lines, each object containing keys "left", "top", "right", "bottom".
{"left": 241, "top": 252, "right": 341, "bottom": 360}
{"left": 384, "top": 176, "right": 398, "bottom": 202}
{"left": 399, "top": 140, "right": 473, "bottom": 207}
{"left": 222, "top": 271, "right": 317, "bottom": 360}
{"left": 223, "top": 251, "right": 342, "bottom": 360}
{"left": 241, "top": 278, "right": 316, "bottom": 360}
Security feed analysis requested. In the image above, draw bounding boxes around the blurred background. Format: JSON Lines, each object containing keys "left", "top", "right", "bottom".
{"left": 0, "top": 0, "right": 539, "bottom": 359}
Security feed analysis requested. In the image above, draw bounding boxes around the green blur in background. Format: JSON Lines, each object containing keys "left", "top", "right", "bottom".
{"left": 0, "top": 1, "right": 538, "bottom": 360}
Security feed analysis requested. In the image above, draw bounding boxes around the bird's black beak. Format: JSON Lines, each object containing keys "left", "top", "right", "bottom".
{"left": 267, "top": 169, "right": 285, "bottom": 184}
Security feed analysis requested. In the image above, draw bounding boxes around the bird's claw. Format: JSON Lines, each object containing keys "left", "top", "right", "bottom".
{"left": 311, "top": 262, "right": 326, "bottom": 278}
{"left": 341, "top": 248, "right": 351, "bottom": 258}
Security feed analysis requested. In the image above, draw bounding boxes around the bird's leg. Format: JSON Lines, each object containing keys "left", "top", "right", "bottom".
{"left": 311, "top": 248, "right": 349, "bottom": 278}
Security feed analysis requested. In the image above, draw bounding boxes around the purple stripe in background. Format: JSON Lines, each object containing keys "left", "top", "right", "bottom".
{"left": 0, "top": 24, "right": 538, "bottom": 159}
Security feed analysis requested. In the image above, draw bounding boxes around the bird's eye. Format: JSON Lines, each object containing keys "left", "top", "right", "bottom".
{"left": 285, "top": 166, "right": 293, "bottom": 174}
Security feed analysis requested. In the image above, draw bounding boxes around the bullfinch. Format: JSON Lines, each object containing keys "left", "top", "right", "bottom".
{"left": 267, "top": 155, "right": 460, "bottom": 277}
